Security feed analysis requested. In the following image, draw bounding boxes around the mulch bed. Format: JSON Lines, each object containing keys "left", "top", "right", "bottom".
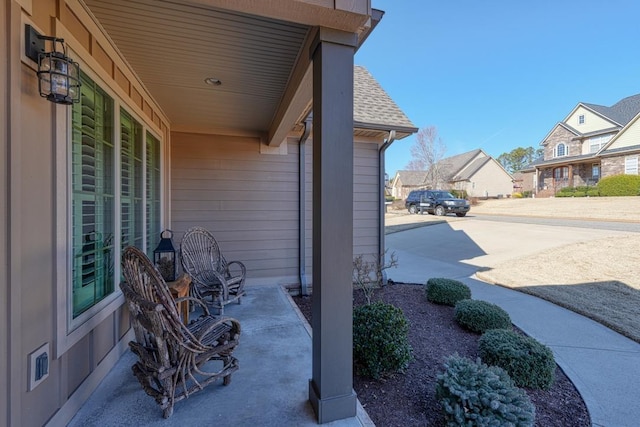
{"left": 292, "top": 283, "right": 590, "bottom": 427}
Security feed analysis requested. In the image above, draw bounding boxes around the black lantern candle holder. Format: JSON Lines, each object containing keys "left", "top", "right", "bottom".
{"left": 154, "top": 230, "right": 176, "bottom": 282}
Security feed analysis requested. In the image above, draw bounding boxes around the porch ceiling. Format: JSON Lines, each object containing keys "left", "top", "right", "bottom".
{"left": 84, "top": 0, "right": 312, "bottom": 137}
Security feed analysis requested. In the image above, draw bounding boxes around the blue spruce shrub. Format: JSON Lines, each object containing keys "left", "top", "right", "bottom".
{"left": 436, "top": 355, "right": 535, "bottom": 426}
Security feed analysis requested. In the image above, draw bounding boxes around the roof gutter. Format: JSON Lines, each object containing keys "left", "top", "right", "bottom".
{"left": 378, "top": 130, "right": 396, "bottom": 284}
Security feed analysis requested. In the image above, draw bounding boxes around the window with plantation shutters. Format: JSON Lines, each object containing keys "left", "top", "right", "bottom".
{"left": 120, "top": 109, "right": 144, "bottom": 251}
{"left": 71, "top": 74, "right": 115, "bottom": 318}
{"left": 70, "top": 71, "right": 164, "bottom": 321}
{"left": 146, "top": 132, "right": 161, "bottom": 257}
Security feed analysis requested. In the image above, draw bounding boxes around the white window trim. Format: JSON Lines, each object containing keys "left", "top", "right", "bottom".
{"left": 554, "top": 142, "right": 568, "bottom": 158}
{"left": 54, "top": 59, "right": 165, "bottom": 358}
{"left": 625, "top": 156, "right": 639, "bottom": 175}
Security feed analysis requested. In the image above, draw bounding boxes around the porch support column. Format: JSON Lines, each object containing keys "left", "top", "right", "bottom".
{"left": 308, "top": 27, "right": 357, "bottom": 424}
{"left": 568, "top": 164, "right": 574, "bottom": 187}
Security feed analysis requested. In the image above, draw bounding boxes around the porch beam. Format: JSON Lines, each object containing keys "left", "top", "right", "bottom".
{"left": 308, "top": 27, "right": 357, "bottom": 424}
{"left": 266, "top": 29, "right": 315, "bottom": 147}
{"left": 189, "top": 0, "right": 371, "bottom": 33}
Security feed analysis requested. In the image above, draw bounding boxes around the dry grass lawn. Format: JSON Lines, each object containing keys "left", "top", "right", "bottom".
{"left": 476, "top": 234, "right": 640, "bottom": 343}
{"left": 388, "top": 196, "right": 640, "bottom": 343}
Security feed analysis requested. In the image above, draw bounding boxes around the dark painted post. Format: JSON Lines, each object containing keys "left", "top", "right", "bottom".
{"left": 308, "top": 28, "right": 357, "bottom": 424}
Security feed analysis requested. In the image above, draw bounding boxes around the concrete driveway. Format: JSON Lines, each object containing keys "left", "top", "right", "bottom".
{"left": 384, "top": 217, "right": 632, "bottom": 283}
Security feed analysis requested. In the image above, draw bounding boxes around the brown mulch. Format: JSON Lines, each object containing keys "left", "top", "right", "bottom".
{"left": 292, "top": 283, "right": 591, "bottom": 427}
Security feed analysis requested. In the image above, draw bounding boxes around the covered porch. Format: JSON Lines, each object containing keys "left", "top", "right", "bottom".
{"left": 535, "top": 156, "right": 601, "bottom": 195}
{"left": 1, "top": 1, "right": 412, "bottom": 425}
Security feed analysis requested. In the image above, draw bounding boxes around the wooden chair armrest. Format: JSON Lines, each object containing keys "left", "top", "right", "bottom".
{"left": 174, "top": 296, "right": 211, "bottom": 317}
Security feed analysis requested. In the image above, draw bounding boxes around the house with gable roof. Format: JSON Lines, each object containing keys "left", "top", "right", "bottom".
{"left": 435, "top": 149, "right": 514, "bottom": 198}
{"left": 390, "top": 149, "right": 513, "bottom": 200}
{"left": 526, "top": 94, "right": 640, "bottom": 196}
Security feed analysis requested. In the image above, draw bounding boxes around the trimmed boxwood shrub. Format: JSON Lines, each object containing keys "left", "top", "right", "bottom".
{"left": 436, "top": 355, "right": 535, "bottom": 426}
{"left": 597, "top": 174, "right": 640, "bottom": 196}
{"left": 586, "top": 188, "right": 600, "bottom": 197}
{"left": 572, "top": 191, "right": 587, "bottom": 197}
{"left": 479, "top": 329, "right": 556, "bottom": 390}
{"left": 353, "top": 301, "right": 413, "bottom": 379}
{"left": 454, "top": 299, "right": 512, "bottom": 334}
{"left": 426, "top": 278, "right": 471, "bottom": 306}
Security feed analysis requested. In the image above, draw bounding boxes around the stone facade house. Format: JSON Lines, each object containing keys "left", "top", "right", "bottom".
{"left": 523, "top": 94, "right": 640, "bottom": 196}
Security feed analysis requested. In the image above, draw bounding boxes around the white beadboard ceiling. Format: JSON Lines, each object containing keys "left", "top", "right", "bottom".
{"left": 84, "top": 0, "right": 311, "bottom": 135}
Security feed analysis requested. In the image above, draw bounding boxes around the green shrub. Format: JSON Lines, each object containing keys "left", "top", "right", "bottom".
{"left": 436, "top": 355, "right": 535, "bottom": 426}
{"left": 479, "top": 329, "right": 556, "bottom": 390}
{"left": 450, "top": 189, "right": 468, "bottom": 199}
{"left": 522, "top": 191, "right": 532, "bottom": 198}
{"left": 454, "top": 299, "right": 512, "bottom": 334}
{"left": 426, "top": 278, "right": 471, "bottom": 306}
{"left": 572, "top": 191, "right": 587, "bottom": 197}
{"left": 587, "top": 188, "right": 600, "bottom": 197}
{"left": 555, "top": 191, "right": 571, "bottom": 197}
{"left": 353, "top": 301, "right": 412, "bottom": 379}
{"left": 597, "top": 174, "right": 640, "bottom": 196}
{"left": 557, "top": 186, "right": 574, "bottom": 194}
{"left": 574, "top": 186, "right": 590, "bottom": 192}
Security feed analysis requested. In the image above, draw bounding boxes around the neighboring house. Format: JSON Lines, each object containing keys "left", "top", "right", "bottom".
{"left": 435, "top": 149, "right": 514, "bottom": 198}
{"left": 1, "top": 2, "right": 416, "bottom": 426}
{"left": 391, "top": 149, "right": 513, "bottom": 199}
{"left": 389, "top": 170, "right": 430, "bottom": 200}
{"left": 522, "top": 94, "right": 640, "bottom": 196}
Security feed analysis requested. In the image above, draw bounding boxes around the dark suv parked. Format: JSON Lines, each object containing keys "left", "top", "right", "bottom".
{"left": 405, "top": 190, "right": 470, "bottom": 217}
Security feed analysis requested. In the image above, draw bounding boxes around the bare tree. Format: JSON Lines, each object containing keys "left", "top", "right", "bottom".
{"left": 405, "top": 126, "right": 447, "bottom": 188}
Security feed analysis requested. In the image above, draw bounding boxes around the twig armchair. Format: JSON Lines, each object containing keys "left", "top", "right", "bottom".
{"left": 180, "top": 226, "right": 246, "bottom": 315}
{"left": 120, "top": 246, "right": 241, "bottom": 418}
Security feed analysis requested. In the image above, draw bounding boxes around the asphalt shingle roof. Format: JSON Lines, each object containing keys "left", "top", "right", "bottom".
{"left": 437, "top": 149, "right": 483, "bottom": 181}
{"left": 353, "top": 65, "right": 417, "bottom": 131}
{"left": 583, "top": 94, "right": 640, "bottom": 126}
{"left": 394, "top": 170, "right": 427, "bottom": 186}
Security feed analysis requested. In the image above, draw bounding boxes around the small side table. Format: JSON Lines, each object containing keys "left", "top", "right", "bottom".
{"left": 168, "top": 274, "right": 191, "bottom": 325}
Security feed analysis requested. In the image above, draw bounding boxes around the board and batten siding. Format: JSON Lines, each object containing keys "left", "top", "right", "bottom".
{"left": 171, "top": 132, "right": 300, "bottom": 284}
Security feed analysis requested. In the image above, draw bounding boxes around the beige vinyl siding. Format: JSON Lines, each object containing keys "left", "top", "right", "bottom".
{"left": 171, "top": 132, "right": 300, "bottom": 283}
{"left": 303, "top": 139, "right": 381, "bottom": 280}
{"left": 568, "top": 106, "right": 617, "bottom": 133}
{"left": 353, "top": 141, "right": 381, "bottom": 257}
{"left": 607, "top": 115, "right": 640, "bottom": 150}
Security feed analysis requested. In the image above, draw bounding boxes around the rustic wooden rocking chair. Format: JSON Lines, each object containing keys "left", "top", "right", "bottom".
{"left": 120, "top": 246, "right": 241, "bottom": 418}
{"left": 180, "top": 226, "right": 247, "bottom": 315}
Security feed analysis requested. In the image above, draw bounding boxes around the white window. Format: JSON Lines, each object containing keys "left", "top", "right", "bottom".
{"left": 625, "top": 156, "right": 639, "bottom": 175}
{"left": 592, "top": 164, "right": 600, "bottom": 177}
{"left": 578, "top": 114, "right": 585, "bottom": 125}
{"left": 554, "top": 143, "right": 568, "bottom": 157}
{"left": 589, "top": 135, "right": 612, "bottom": 153}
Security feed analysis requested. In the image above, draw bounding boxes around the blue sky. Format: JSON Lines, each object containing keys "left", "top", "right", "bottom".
{"left": 355, "top": 1, "right": 640, "bottom": 177}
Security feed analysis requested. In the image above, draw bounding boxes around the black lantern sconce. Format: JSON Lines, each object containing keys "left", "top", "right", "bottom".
{"left": 25, "top": 24, "right": 81, "bottom": 105}
{"left": 154, "top": 230, "right": 177, "bottom": 282}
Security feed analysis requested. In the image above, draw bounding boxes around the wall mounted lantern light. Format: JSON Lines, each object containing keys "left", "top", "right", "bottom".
{"left": 25, "top": 24, "right": 81, "bottom": 105}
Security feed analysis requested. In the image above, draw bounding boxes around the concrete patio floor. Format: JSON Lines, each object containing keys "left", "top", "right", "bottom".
{"left": 66, "top": 285, "right": 372, "bottom": 427}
